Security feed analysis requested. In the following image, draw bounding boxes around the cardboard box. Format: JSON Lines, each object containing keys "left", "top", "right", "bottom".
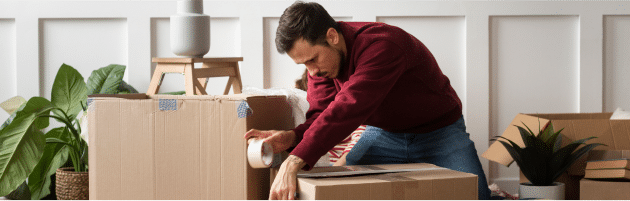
{"left": 483, "top": 113, "right": 630, "bottom": 199}
{"left": 580, "top": 178, "right": 630, "bottom": 200}
{"left": 272, "top": 163, "right": 478, "bottom": 200}
{"left": 585, "top": 158, "right": 630, "bottom": 170}
{"left": 88, "top": 94, "right": 294, "bottom": 199}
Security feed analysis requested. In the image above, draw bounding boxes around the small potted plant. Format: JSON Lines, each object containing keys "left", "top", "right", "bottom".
{"left": 493, "top": 121, "right": 604, "bottom": 199}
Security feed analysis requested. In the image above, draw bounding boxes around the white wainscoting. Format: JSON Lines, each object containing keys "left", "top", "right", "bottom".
{"left": 2, "top": 1, "right": 630, "bottom": 194}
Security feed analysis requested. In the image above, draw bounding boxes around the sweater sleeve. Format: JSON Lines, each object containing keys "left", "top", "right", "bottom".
{"left": 290, "top": 40, "right": 408, "bottom": 170}
{"left": 291, "top": 73, "right": 337, "bottom": 142}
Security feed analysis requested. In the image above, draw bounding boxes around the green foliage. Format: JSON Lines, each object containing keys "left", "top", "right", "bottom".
{"left": 493, "top": 121, "right": 605, "bottom": 186}
{"left": 87, "top": 64, "right": 137, "bottom": 95}
{"left": 0, "top": 63, "right": 136, "bottom": 199}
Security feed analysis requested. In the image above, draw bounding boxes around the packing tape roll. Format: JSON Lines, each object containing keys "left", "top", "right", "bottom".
{"left": 247, "top": 139, "right": 274, "bottom": 168}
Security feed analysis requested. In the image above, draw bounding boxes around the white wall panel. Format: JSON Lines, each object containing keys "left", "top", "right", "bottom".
{"left": 377, "top": 16, "right": 466, "bottom": 119}
{"left": 4, "top": 1, "right": 630, "bottom": 195}
{"left": 490, "top": 15, "right": 580, "bottom": 180}
{"left": 0, "top": 19, "right": 16, "bottom": 122}
{"left": 263, "top": 17, "right": 351, "bottom": 89}
{"left": 604, "top": 16, "right": 630, "bottom": 112}
{"left": 150, "top": 17, "right": 240, "bottom": 95}
{"left": 39, "top": 18, "right": 127, "bottom": 99}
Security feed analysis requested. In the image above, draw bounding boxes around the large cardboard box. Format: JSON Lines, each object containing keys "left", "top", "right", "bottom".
{"left": 580, "top": 178, "right": 630, "bottom": 200}
{"left": 272, "top": 163, "right": 478, "bottom": 200}
{"left": 88, "top": 94, "right": 294, "bottom": 199}
{"left": 483, "top": 113, "right": 630, "bottom": 199}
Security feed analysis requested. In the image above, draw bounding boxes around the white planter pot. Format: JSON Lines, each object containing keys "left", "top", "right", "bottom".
{"left": 170, "top": 0, "right": 210, "bottom": 57}
{"left": 519, "top": 182, "right": 565, "bottom": 200}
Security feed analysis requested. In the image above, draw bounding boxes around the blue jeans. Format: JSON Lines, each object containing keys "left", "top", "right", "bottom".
{"left": 346, "top": 117, "right": 491, "bottom": 200}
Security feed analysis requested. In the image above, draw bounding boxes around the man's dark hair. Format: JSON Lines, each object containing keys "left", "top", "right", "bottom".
{"left": 275, "top": 1, "right": 340, "bottom": 54}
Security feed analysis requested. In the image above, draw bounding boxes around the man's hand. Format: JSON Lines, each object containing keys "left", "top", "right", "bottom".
{"left": 333, "top": 152, "right": 348, "bottom": 166}
{"left": 244, "top": 129, "right": 297, "bottom": 154}
{"left": 270, "top": 155, "right": 306, "bottom": 200}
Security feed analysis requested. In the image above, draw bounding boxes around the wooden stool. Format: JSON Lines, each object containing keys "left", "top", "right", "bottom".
{"left": 147, "top": 57, "right": 244, "bottom": 95}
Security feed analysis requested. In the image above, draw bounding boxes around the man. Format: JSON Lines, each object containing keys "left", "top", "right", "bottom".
{"left": 244, "top": 1, "right": 490, "bottom": 200}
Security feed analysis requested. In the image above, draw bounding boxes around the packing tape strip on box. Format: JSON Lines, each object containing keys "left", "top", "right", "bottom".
{"left": 247, "top": 139, "right": 274, "bottom": 168}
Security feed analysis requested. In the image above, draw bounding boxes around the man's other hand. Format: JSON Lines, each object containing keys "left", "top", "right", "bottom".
{"left": 269, "top": 155, "right": 306, "bottom": 200}
{"left": 244, "top": 129, "right": 297, "bottom": 154}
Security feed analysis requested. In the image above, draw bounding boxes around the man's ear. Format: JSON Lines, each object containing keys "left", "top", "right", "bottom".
{"left": 326, "top": 27, "right": 339, "bottom": 45}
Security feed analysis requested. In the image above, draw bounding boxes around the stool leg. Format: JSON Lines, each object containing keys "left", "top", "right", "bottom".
{"left": 147, "top": 64, "right": 165, "bottom": 95}
{"left": 232, "top": 62, "right": 243, "bottom": 94}
{"left": 184, "top": 63, "right": 195, "bottom": 95}
{"left": 223, "top": 77, "right": 234, "bottom": 95}
{"left": 193, "top": 75, "right": 208, "bottom": 95}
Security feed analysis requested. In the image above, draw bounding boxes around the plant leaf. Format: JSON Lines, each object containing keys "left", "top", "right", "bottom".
{"left": 553, "top": 132, "right": 563, "bottom": 152}
{"left": 27, "top": 127, "right": 70, "bottom": 200}
{"left": 516, "top": 125, "right": 535, "bottom": 148}
{"left": 51, "top": 64, "right": 87, "bottom": 120}
{"left": 1, "top": 98, "right": 28, "bottom": 131}
{"left": 160, "top": 90, "right": 186, "bottom": 95}
{"left": 118, "top": 80, "right": 138, "bottom": 94}
{"left": 0, "top": 113, "right": 47, "bottom": 196}
{"left": 551, "top": 143, "right": 605, "bottom": 181}
{"left": 16, "top": 97, "right": 52, "bottom": 130}
{"left": 549, "top": 136, "right": 599, "bottom": 178}
{"left": 87, "top": 64, "right": 126, "bottom": 95}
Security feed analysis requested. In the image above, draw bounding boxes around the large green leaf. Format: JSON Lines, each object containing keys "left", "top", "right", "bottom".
{"left": 28, "top": 127, "right": 71, "bottom": 200}
{"left": 51, "top": 64, "right": 87, "bottom": 120}
{"left": 2, "top": 97, "right": 50, "bottom": 132}
{"left": 87, "top": 64, "right": 126, "bottom": 95}
{"left": 16, "top": 97, "right": 52, "bottom": 130}
{"left": 0, "top": 111, "right": 48, "bottom": 196}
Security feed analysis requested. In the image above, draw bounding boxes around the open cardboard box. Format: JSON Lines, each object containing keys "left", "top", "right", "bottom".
{"left": 482, "top": 113, "right": 630, "bottom": 199}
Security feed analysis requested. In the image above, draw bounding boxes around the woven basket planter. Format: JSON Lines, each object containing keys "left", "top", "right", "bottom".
{"left": 56, "top": 167, "right": 89, "bottom": 200}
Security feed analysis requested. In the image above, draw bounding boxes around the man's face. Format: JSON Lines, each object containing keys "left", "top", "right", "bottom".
{"left": 287, "top": 38, "right": 344, "bottom": 79}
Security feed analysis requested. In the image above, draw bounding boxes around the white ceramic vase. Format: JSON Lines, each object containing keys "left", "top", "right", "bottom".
{"left": 170, "top": 0, "right": 210, "bottom": 57}
{"left": 519, "top": 182, "right": 565, "bottom": 200}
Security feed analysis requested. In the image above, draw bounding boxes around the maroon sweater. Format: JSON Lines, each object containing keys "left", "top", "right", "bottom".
{"left": 291, "top": 22, "right": 462, "bottom": 170}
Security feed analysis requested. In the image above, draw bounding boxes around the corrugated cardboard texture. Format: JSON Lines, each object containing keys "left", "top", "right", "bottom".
{"left": 580, "top": 178, "right": 630, "bottom": 200}
{"left": 295, "top": 163, "right": 477, "bottom": 200}
{"left": 88, "top": 94, "right": 294, "bottom": 200}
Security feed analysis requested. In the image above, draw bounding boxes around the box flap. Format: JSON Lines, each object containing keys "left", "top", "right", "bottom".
{"left": 482, "top": 113, "right": 550, "bottom": 166}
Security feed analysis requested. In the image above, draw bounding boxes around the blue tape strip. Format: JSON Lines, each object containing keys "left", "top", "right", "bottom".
{"left": 86, "top": 98, "right": 93, "bottom": 108}
{"left": 237, "top": 101, "right": 253, "bottom": 118}
{"left": 159, "top": 99, "right": 177, "bottom": 111}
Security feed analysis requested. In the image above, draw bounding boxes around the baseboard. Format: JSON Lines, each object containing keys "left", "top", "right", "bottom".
{"left": 490, "top": 177, "right": 520, "bottom": 195}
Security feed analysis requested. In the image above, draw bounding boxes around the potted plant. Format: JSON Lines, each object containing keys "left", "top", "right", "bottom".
{"left": 0, "top": 63, "right": 137, "bottom": 200}
{"left": 493, "top": 121, "right": 605, "bottom": 199}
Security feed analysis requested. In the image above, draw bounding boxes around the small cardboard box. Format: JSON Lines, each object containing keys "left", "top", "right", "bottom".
{"left": 88, "top": 94, "right": 294, "bottom": 200}
{"left": 272, "top": 163, "right": 478, "bottom": 200}
{"left": 580, "top": 178, "right": 630, "bottom": 200}
{"left": 483, "top": 113, "right": 630, "bottom": 199}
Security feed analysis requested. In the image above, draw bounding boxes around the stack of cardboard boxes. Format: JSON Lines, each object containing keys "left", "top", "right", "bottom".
{"left": 581, "top": 150, "right": 630, "bottom": 200}
{"left": 483, "top": 113, "right": 630, "bottom": 200}
{"left": 88, "top": 94, "right": 480, "bottom": 200}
